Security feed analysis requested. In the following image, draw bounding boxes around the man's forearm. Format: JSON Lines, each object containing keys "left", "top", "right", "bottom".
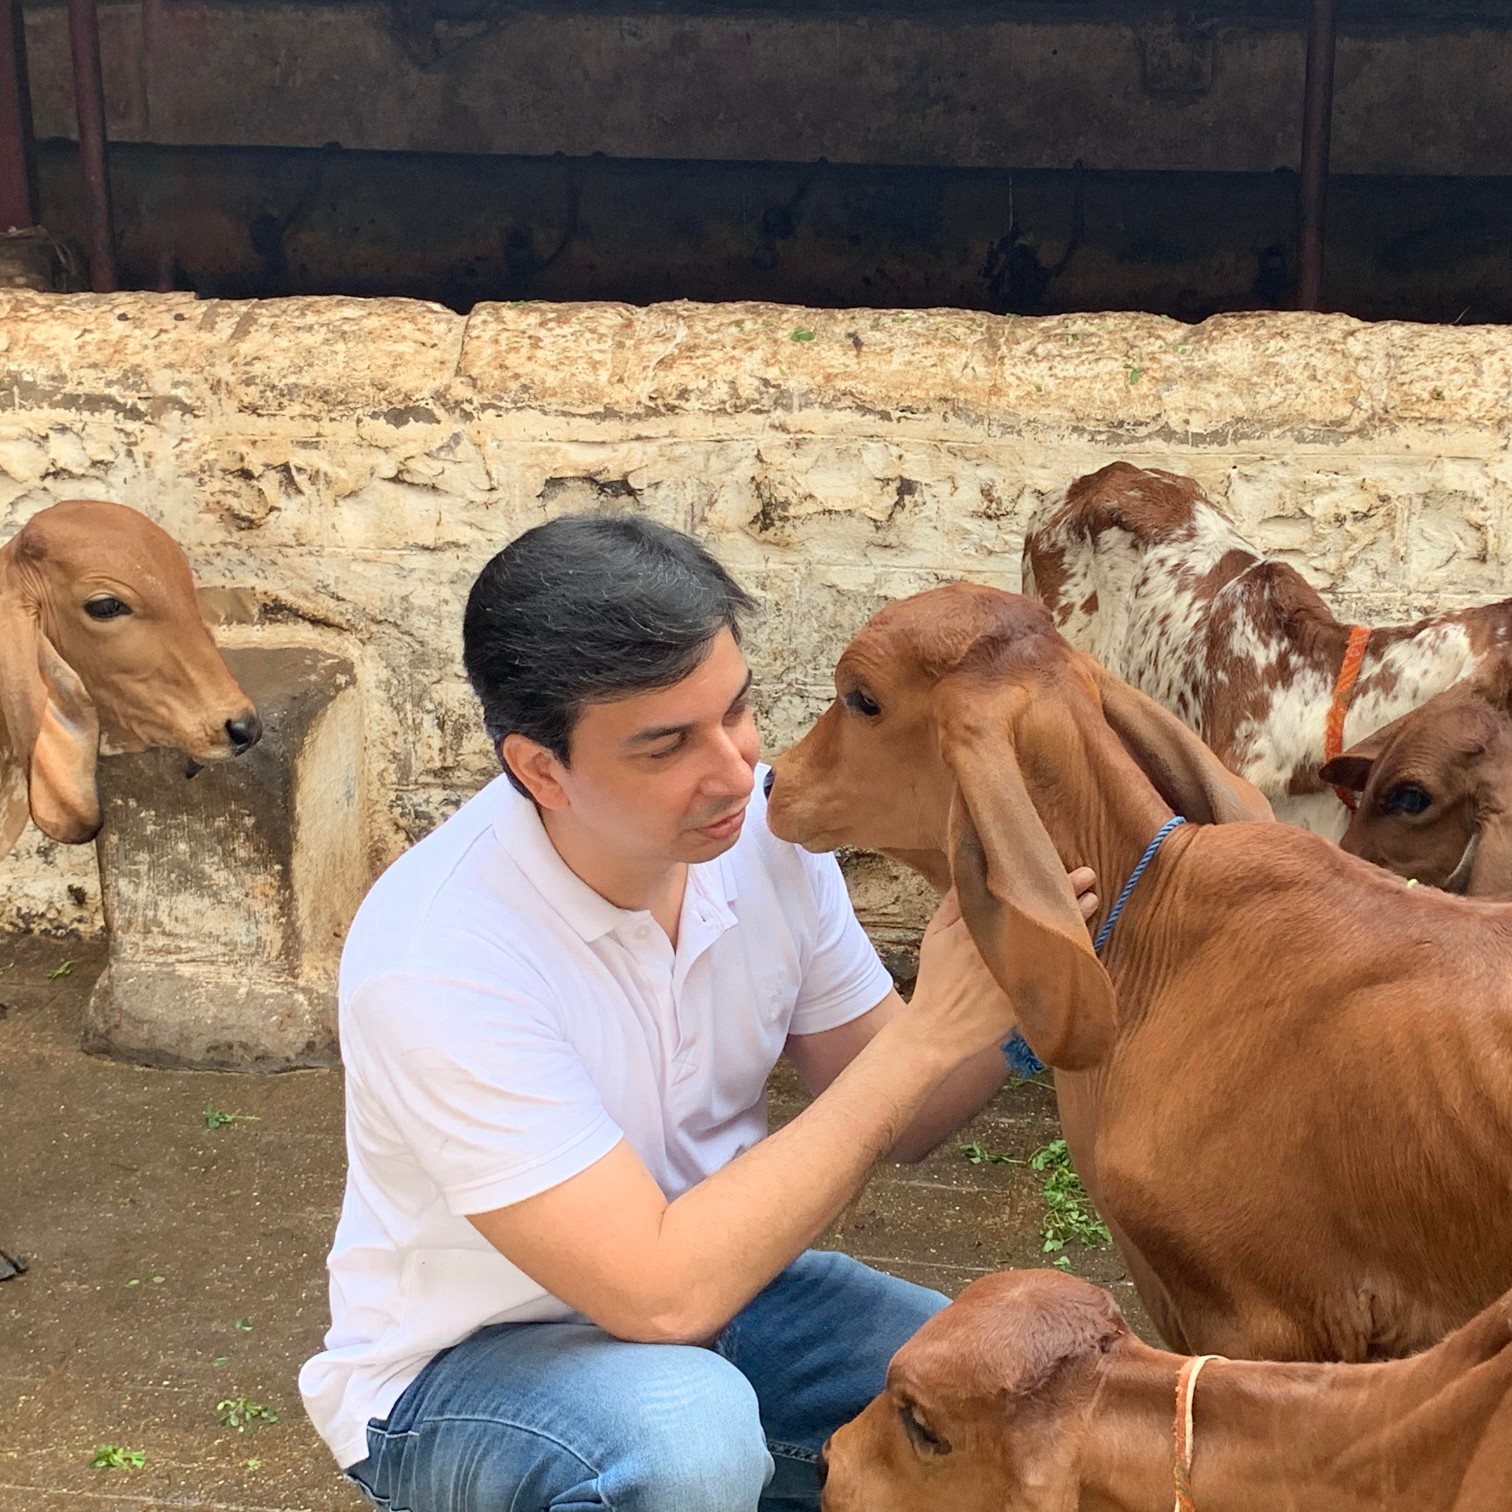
{"left": 886, "top": 1040, "right": 1019, "bottom": 1163}
{"left": 641, "top": 1014, "right": 960, "bottom": 1341}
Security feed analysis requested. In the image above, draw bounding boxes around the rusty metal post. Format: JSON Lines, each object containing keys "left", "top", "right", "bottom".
{"left": 67, "top": 0, "right": 116, "bottom": 290}
{"left": 0, "top": 0, "right": 37, "bottom": 230}
{"left": 1296, "top": 0, "right": 1337, "bottom": 311}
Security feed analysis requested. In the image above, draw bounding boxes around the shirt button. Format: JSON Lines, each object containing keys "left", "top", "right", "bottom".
{"left": 636, "top": 926, "right": 651, "bottom": 940}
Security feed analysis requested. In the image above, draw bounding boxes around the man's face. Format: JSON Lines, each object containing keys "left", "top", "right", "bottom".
{"left": 536, "top": 628, "right": 761, "bottom": 867}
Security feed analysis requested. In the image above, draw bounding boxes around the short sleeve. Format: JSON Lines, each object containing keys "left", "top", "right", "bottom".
{"left": 788, "top": 849, "right": 896, "bottom": 1035}
{"left": 343, "top": 968, "right": 624, "bottom": 1216}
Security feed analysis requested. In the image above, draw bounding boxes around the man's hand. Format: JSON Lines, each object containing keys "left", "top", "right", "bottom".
{"left": 907, "top": 867, "right": 1099, "bottom": 1062}
{"left": 1070, "top": 865, "right": 1099, "bottom": 922}
{"left": 906, "top": 889, "right": 1016, "bottom": 1060}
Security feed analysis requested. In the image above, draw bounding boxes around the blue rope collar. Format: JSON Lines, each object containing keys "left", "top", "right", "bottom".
{"left": 1092, "top": 815, "right": 1186, "bottom": 955}
{"left": 1001, "top": 815, "right": 1186, "bottom": 1077}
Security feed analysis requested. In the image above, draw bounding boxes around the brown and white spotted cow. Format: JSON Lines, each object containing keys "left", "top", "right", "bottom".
{"left": 1023, "top": 461, "right": 1512, "bottom": 837}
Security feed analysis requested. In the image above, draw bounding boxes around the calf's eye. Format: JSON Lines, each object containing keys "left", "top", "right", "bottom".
{"left": 1381, "top": 784, "right": 1431, "bottom": 816}
{"left": 898, "top": 1402, "right": 952, "bottom": 1457}
{"left": 844, "top": 688, "right": 881, "bottom": 718}
{"left": 84, "top": 595, "right": 131, "bottom": 620}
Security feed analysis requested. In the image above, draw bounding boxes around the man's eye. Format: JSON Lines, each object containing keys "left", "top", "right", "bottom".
{"left": 844, "top": 688, "right": 881, "bottom": 718}
{"left": 84, "top": 595, "right": 131, "bottom": 620}
{"left": 647, "top": 743, "right": 682, "bottom": 760}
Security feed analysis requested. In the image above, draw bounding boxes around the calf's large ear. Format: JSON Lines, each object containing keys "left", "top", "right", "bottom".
{"left": 936, "top": 677, "right": 1115, "bottom": 1071}
{"left": 0, "top": 593, "right": 102, "bottom": 846}
{"left": 1085, "top": 657, "right": 1273, "bottom": 825}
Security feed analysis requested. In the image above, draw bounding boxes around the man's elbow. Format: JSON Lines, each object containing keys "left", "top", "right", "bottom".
{"left": 595, "top": 1286, "right": 724, "bottom": 1347}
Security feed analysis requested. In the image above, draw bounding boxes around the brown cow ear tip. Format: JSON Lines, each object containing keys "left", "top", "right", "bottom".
{"left": 36, "top": 814, "right": 102, "bottom": 845}
{"left": 1318, "top": 755, "right": 1370, "bottom": 792}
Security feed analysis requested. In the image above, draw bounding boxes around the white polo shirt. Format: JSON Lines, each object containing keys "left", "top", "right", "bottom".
{"left": 299, "top": 766, "right": 893, "bottom": 1469}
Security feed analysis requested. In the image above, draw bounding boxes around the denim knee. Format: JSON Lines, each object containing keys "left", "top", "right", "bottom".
{"left": 593, "top": 1352, "right": 771, "bottom": 1512}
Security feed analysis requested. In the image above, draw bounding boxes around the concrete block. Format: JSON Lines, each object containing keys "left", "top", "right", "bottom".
{"left": 83, "top": 646, "right": 364, "bottom": 1071}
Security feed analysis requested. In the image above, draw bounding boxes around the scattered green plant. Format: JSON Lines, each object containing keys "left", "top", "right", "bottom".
{"left": 233, "top": 1317, "right": 253, "bottom": 1332}
{"left": 790, "top": 327, "right": 816, "bottom": 343}
{"left": 957, "top": 1141, "right": 1016, "bottom": 1166}
{"left": 90, "top": 1445, "right": 146, "bottom": 1469}
{"left": 217, "top": 1398, "right": 278, "bottom": 1433}
{"left": 963, "top": 1139, "right": 1112, "bottom": 1259}
{"left": 204, "top": 1108, "right": 260, "bottom": 1129}
{"left": 47, "top": 959, "right": 78, "bottom": 979}
{"left": 1030, "top": 1139, "right": 1113, "bottom": 1254}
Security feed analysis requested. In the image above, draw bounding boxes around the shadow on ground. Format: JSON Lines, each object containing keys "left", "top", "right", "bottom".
{"left": 0, "top": 933, "right": 1151, "bottom": 1510}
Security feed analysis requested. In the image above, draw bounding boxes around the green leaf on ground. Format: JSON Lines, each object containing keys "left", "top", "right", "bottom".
{"left": 217, "top": 1398, "right": 279, "bottom": 1433}
{"left": 90, "top": 1445, "right": 146, "bottom": 1470}
{"left": 204, "top": 1108, "right": 260, "bottom": 1129}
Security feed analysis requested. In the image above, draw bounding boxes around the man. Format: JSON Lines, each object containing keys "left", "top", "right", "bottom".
{"left": 301, "top": 515, "right": 1096, "bottom": 1510}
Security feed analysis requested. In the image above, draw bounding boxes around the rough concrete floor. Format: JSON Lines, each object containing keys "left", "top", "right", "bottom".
{"left": 1, "top": 934, "right": 1151, "bottom": 1511}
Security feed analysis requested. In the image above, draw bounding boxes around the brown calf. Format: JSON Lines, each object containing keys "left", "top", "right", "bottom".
{"left": 1321, "top": 685, "right": 1512, "bottom": 897}
{"left": 1023, "top": 461, "right": 1512, "bottom": 839}
{"left": 821, "top": 1268, "right": 1512, "bottom": 1512}
{"left": 766, "top": 584, "right": 1512, "bottom": 1361}
{"left": 0, "top": 499, "right": 260, "bottom": 857}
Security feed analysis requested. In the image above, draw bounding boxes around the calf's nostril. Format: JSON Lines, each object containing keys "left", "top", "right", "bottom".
{"left": 226, "top": 713, "right": 263, "bottom": 752}
{"left": 763, "top": 769, "right": 776, "bottom": 798}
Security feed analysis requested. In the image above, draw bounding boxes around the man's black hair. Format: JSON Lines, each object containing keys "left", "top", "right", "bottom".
{"left": 463, "top": 514, "right": 756, "bottom": 797}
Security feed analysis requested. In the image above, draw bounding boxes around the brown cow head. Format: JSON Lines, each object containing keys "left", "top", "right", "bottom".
{"left": 0, "top": 500, "right": 260, "bottom": 853}
{"left": 765, "top": 584, "right": 1268, "bottom": 1069}
{"left": 821, "top": 1270, "right": 1129, "bottom": 1512}
{"left": 1322, "top": 684, "right": 1512, "bottom": 897}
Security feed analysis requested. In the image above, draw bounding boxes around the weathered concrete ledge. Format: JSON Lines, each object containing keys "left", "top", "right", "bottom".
{"left": 83, "top": 647, "right": 363, "bottom": 1071}
{"left": 0, "top": 293, "right": 1507, "bottom": 959}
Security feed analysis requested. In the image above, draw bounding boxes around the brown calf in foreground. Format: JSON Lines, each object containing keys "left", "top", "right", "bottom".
{"left": 1322, "top": 685, "right": 1512, "bottom": 897}
{"left": 0, "top": 499, "right": 260, "bottom": 858}
{"left": 766, "top": 584, "right": 1512, "bottom": 1361}
{"left": 821, "top": 1268, "right": 1512, "bottom": 1512}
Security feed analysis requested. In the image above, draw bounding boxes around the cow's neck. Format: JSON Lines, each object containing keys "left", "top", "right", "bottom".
{"left": 1017, "top": 701, "right": 1177, "bottom": 955}
{"left": 1076, "top": 1329, "right": 1512, "bottom": 1512}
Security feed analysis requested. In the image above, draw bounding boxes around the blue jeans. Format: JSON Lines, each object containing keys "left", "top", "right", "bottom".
{"left": 345, "top": 1249, "right": 946, "bottom": 1511}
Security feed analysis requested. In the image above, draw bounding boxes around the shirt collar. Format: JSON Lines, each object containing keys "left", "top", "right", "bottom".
{"left": 490, "top": 777, "right": 740, "bottom": 943}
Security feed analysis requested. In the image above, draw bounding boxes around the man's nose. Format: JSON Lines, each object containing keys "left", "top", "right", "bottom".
{"left": 763, "top": 769, "right": 775, "bottom": 798}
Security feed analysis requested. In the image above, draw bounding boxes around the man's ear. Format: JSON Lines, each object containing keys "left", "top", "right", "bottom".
{"left": 501, "top": 732, "right": 569, "bottom": 810}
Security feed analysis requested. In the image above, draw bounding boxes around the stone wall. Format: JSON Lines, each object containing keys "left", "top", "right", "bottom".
{"left": 0, "top": 293, "right": 1508, "bottom": 955}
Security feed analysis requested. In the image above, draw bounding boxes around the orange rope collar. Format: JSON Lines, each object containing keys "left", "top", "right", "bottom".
{"left": 1172, "top": 1354, "right": 1220, "bottom": 1512}
{"left": 1324, "top": 625, "right": 1371, "bottom": 809}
